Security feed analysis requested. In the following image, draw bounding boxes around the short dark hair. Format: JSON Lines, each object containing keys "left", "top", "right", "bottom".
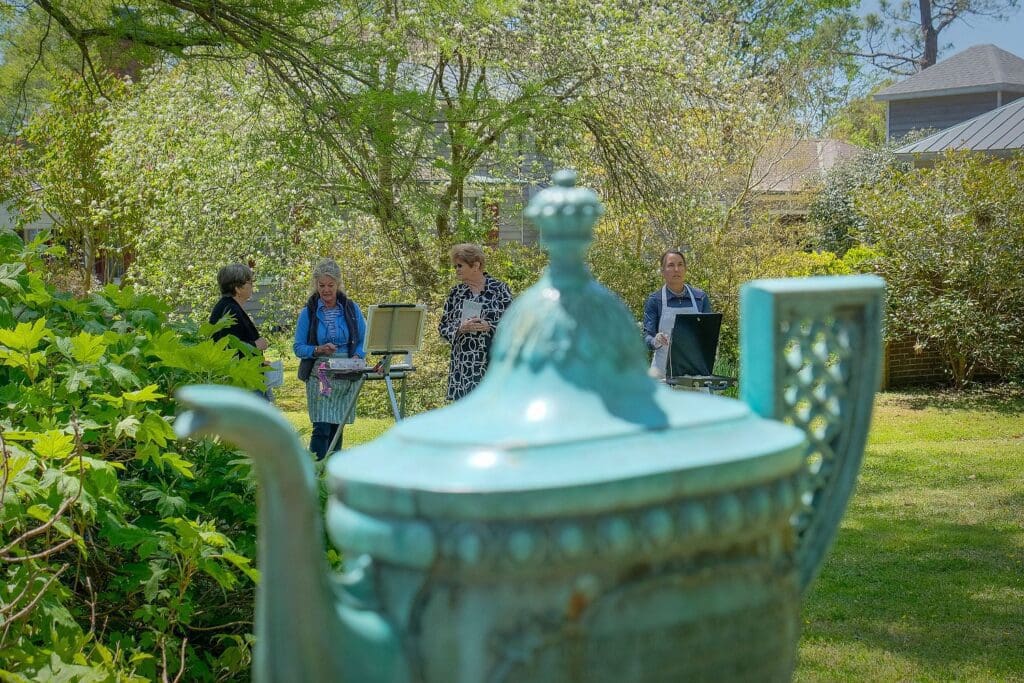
{"left": 659, "top": 250, "right": 687, "bottom": 269}
{"left": 217, "top": 263, "right": 253, "bottom": 296}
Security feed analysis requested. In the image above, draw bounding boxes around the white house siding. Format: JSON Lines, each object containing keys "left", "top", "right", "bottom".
{"left": 0, "top": 203, "right": 55, "bottom": 242}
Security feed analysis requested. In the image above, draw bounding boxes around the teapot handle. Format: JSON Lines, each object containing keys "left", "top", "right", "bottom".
{"left": 739, "top": 275, "right": 884, "bottom": 593}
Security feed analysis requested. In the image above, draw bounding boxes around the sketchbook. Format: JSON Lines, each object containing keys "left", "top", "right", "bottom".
{"left": 460, "top": 299, "right": 483, "bottom": 323}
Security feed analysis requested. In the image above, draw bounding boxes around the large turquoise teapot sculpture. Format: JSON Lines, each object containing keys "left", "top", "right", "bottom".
{"left": 176, "top": 171, "right": 883, "bottom": 682}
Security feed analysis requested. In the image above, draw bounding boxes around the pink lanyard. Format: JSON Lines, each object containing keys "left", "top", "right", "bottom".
{"left": 316, "top": 361, "right": 332, "bottom": 396}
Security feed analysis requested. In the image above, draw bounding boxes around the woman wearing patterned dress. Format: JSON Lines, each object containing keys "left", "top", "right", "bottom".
{"left": 438, "top": 244, "right": 513, "bottom": 401}
{"left": 293, "top": 259, "right": 366, "bottom": 460}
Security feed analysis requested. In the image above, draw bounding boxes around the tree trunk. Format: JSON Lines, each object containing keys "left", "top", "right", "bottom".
{"left": 434, "top": 136, "right": 471, "bottom": 272}
{"left": 918, "top": 0, "right": 938, "bottom": 70}
{"left": 82, "top": 232, "right": 94, "bottom": 292}
{"left": 373, "top": 196, "right": 441, "bottom": 302}
{"left": 373, "top": 57, "right": 442, "bottom": 302}
{"left": 435, "top": 182, "right": 460, "bottom": 243}
{"left": 941, "top": 344, "right": 976, "bottom": 388}
{"left": 435, "top": 127, "right": 468, "bottom": 243}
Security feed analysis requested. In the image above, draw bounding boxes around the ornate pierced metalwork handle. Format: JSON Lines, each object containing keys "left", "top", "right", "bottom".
{"left": 739, "top": 275, "right": 885, "bottom": 593}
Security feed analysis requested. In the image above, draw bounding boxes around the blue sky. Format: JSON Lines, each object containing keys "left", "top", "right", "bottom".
{"left": 859, "top": 0, "right": 1024, "bottom": 57}
{"left": 940, "top": 8, "right": 1024, "bottom": 55}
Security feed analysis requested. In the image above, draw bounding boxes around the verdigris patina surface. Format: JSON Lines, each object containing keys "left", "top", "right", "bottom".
{"left": 175, "top": 169, "right": 884, "bottom": 682}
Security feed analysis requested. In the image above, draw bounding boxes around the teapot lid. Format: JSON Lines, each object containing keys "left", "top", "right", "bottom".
{"left": 329, "top": 171, "right": 804, "bottom": 518}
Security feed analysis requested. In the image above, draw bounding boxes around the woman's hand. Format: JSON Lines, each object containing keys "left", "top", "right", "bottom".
{"left": 653, "top": 332, "right": 670, "bottom": 349}
{"left": 314, "top": 342, "right": 338, "bottom": 356}
{"left": 255, "top": 337, "right": 270, "bottom": 351}
{"left": 458, "top": 317, "right": 491, "bottom": 334}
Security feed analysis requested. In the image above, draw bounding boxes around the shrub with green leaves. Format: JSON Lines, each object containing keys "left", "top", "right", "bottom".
{"left": 808, "top": 148, "right": 903, "bottom": 255}
{"left": 855, "top": 151, "right": 1024, "bottom": 386}
{"left": 0, "top": 230, "right": 264, "bottom": 680}
{"left": 760, "top": 249, "right": 852, "bottom": 278}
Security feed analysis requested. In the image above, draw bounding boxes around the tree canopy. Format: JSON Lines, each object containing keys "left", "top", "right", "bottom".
{"left": 5, "top": 0, "right": 867, "bottom": 300}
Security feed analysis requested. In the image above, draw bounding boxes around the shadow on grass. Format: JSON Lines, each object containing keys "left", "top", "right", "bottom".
{"left": 1001, "top": 488, "right": 1024, "bottom": 512}
{"left": 802, "top": 513, "right": 1024, "bottom": 678}
{"left": 890, "top": 384, "right": 1024, "bottom": 415}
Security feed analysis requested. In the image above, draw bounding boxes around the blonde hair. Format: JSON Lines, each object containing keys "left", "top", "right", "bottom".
{"left": 311, "top": 259, "right": 344, "bottom": 295}
{"left": 450, "top": 243, "right": 485, "bottom": 268}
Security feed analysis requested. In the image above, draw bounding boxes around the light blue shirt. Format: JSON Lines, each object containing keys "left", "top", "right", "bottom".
{"left": 293, "top": 298, "right": 366, "bottom": 359}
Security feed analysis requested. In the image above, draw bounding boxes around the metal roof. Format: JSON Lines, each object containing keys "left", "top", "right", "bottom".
{"left": 894, "top": 96, "right": 1024, "bottom": 160}
{"left": 875, "top": 45, "right": 1024, "bottom": 101}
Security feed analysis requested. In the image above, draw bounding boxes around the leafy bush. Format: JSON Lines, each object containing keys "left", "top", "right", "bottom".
{"left": 588, "top": 213, "right": 663, "bottom": 321}
{"left": 761, "top": 249, "right": 852, "bottom": 277}
{"left": 0, "top": 75, "right": 131, "bottom": 292}
{"left": 0, "top": 230, "right": 263, "bottom": 680}
{"left": 839, "top": 243, "right": 880, "bottom": 273}
{"left": 809, "top": 148, "right": 903, "bottom": 254}
{"left": 855, "top": 151, "right": 1024, "bottom": 385}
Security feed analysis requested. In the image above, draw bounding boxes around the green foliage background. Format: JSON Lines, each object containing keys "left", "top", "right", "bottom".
{"left": 808, "top": 147, "right": 904, "bottom": 254}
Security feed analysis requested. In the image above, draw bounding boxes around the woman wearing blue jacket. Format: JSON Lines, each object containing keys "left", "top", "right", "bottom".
{"left": 293, "top": 259, "right": 366, "bottom": 460}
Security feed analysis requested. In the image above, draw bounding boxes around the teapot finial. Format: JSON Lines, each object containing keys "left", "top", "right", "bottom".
{"left": 482, "top": 169, "right": 654, "bottom": 417}
{"left": 523, "top": 168, "right": 604, "bottom": 286}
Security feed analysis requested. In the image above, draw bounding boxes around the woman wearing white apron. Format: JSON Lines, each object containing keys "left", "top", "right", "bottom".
{"left": 649, "top": 284, "right": 699, "bottom": 378}
{"left": 642, "top": 250, "right": 713, "bottom": 379}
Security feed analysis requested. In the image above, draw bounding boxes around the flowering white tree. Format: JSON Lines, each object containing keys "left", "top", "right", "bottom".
{"left": 15, "top": 0, "right": 860, "bottom": 303}
{"left": 100, "top": 66, "right": 339, "bottom": 320}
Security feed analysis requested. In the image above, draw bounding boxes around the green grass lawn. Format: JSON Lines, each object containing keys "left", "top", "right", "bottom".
{"left": 270, "top": 354, "right": 1022, "bottom": 680}
{"left": 797, "top": 388, "right": 1024, "bottom": 682}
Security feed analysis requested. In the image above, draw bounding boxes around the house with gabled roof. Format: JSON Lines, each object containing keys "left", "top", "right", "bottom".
{"left": 874, "top": 44, "right": 1024, "bottom": 143}
{"left": 868, "top": 45, "right": 1024, "bottom": 387}
{"left": 0, "top": 201, "right": 55, "bottom": 243}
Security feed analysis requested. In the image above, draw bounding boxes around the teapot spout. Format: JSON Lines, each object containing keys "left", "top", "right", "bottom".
{"left": 739, "top": 275, "right": 885, "bottom": 592}
{"left": 175, "top": 385, "right": 347, "bottom": 682}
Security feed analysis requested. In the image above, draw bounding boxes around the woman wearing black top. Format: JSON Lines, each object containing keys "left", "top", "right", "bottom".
{"left": 209, "top": 263, "right": 269, "bottom": 353}
{"left": 209, "top": 264, "right": 271, "bottom": 399}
